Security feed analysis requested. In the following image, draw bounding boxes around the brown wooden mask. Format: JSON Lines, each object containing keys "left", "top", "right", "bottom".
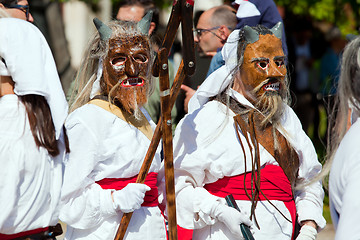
{"left": 102, "top": 35, "right": 151, "bottom": 112}
{"left": 236, "top": 34, "right": 286, "bottom": 102}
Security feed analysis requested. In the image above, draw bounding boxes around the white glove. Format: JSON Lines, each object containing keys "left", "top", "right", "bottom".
{"left": 112, "top": 183, "right": 151, "bottom": 213}
{"left": 211, "top": 202, "right": 253, "bottom": 237}
{"left": 295, "top": 225, "right": 317, "bottom": 240}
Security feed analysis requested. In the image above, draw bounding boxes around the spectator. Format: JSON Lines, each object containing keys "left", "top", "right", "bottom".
{"left": 181, "top": 5, "right": 237, "bottom": 113}
{"left": 116, "top": 0, "right": 159, "bottom": 37}
{"left": 0, "top": 0, "right": 33, "bottom": 22}
{"left": 194, "top": 5, "right": 237, "bottom": 58}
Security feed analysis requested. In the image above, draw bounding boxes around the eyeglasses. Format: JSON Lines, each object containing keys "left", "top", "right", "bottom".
{"left": 194, "top": 26, "right": 221, "bottom": 38}
{"left": 3, "top": 4, "right": 30, "bottom": 21}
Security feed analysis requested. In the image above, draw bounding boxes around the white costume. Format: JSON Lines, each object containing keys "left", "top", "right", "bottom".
{"left": 329, "top": 117, "right": 360, "bottom": 240}
{"left": 0, "top": 18, "right": 68, "bottom": 235}
{"left": 0, "top": 95, "right": 66, "bottom": 234}
{"left": 171, "top": 29, "right": 326, "bottom": 240}
{"left": 60, "top": 104, "right": 166, "bottom": 240}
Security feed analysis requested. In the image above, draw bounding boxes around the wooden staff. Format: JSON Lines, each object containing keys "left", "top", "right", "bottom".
{"left": 114, "top": 61, "right": 186, "bottom": 240}
{"left": 158, "top": 48, "right": 177, "bottom": 240}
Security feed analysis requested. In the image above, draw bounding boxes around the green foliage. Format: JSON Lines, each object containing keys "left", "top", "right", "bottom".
{"left": 275, "top": 0, "right": 360, "bottom": 35}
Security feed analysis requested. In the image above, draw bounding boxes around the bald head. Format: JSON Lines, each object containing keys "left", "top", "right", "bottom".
{"left": 195, "top": 5, "right": 237, "bottom": 54}
{"left": 209, "top": 5, "right": 237, "bottom": 30}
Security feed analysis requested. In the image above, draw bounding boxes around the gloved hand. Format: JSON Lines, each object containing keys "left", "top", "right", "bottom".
{"left": 211, "top": 202, "right": 253, "bottom": 236}
{"left": 112, "top": 183, "right": 151, "bottom": 213}
{"left": 295, "top": 225, "right": 317, "bottom": 240}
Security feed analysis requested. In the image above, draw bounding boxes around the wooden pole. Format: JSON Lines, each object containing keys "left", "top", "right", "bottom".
{"left": 158, "top": 48, "right": 178, "bottom": 240}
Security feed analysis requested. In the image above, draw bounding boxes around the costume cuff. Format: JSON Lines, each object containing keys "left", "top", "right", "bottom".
{"left": 193, "top": 187, "right": 220, "bottom": 226}
{"left": 296, "top": 201, "right": 326, "bottom": 230}
{"left": 100, "top": 189, "right": 118, "bottom": 216}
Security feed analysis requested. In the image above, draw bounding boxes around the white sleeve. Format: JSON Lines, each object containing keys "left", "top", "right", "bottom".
{"left": 287, "top": 108, "right": 326, "bottom": 230}
{"left": 334, "top": 154, "right": 360, "bottom": 239}
{"left": 173, "top": 116, "right": 221, "bottom": 230}
{"left": 175, "top": 173, "right": 221, "bottom": 229}
{"left": 59, "top": 118, "right": 117, "bottom": 229}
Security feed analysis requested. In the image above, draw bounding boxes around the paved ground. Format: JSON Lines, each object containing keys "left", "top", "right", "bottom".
{"left": 318, "top": 224, "right": 335, "bottom": 240}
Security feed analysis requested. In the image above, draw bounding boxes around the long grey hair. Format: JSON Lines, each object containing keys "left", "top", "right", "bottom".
{"left": 319, "top": 36, "right": 360, "bottom": 182}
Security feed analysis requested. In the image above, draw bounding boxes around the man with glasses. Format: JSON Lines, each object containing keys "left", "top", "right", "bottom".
{"left": 0, "top": 0, "right": 33, "bottom": 22}
{"left": 180, "top": 5, "right": 237, "bottom": 113}
{"left": 194, "top": 5, "right": 237, "bottom": 58}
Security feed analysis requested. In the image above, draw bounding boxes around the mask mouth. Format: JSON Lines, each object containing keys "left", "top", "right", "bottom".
{"left": 121, "top": 78, "right": 144, "bottom": 87}
{"left": 262, "top": 79, "right": 280, "bottom": 92}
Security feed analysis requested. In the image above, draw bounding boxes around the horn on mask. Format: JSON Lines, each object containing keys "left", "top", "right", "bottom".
{"left": 270, "top": 22, "right": 283, "bottom": 40}
{"left": 93, "top": 18, "right": 112, "bottom": 41}
{"left": 243, "top": 25, "right": 259, "bottom": 44}
{"left": 137, "top": 11, "right": 153, "bottom": 35}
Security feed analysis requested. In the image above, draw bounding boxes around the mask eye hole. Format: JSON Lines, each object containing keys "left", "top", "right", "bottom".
{"left": 257, "top": 60, "right": 269, "bottom": 70}
{"left": 133, "top": 54, "right": 148, "bottom": 63}
{"left": 112, "top": 56, "right": 127, "bottom": 66}
{"left": 275, "top": 60, "right": 284, "bottom": 68}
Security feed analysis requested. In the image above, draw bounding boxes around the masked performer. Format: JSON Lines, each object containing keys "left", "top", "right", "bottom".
{"left": 0, "top": 18, "right": 68, "bottom": 239}
{"left": 59, "top": 14, "right": 167, "bottom": 240}
{"left": 171, "top": 23, "right": 326, "bottom": 240}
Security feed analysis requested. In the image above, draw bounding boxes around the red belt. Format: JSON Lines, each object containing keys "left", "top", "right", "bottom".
{"left": 204, "top": 165, "right": 296, "bottom": 239}
{"left": 96, "top": 172, "right": 159, "bottom": 207}
{"left": 0, "top": 227, "right": 49, "bottom": 240}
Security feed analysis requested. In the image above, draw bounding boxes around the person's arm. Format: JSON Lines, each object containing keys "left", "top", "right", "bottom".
{"left": 294, "top": 138, "right": 326, "bottom": 230}
{"left": 172, "top": 111, "right": 251, "bottom": 233}
{"left": 59, "top": 117, "right": 117, "bottom": 229}
{"left": 180, "top": 84, "right": 196, "bottom": 113}
{"left": 281, "top": 106, "right": 326, "bottom": 231}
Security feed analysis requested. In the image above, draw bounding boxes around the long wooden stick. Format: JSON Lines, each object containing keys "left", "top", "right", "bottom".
{"left": 113, "top": 61, "right": 186, "bottom": 240}
{"left": 159, "top": 48, "right": 178, "bottom": 240}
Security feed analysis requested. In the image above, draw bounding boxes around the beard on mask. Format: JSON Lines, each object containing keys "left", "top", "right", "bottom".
{"left": 109, "top": 81, "right": 149, "bottom": 120}
{"left": 251, "top": 79, "right": 287, "bottom": 128}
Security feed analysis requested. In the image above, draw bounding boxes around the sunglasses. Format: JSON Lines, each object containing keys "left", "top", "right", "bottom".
{"left": 4, "top": 4, "right": 30, "bottom": 21}
{"left": 194, "top": 26, "right": 221, "bottom": 38}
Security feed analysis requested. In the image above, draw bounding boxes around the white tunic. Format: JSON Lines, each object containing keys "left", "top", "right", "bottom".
{"left": 60, "top": 103, "right": 166, "bottom": 240}
{"left": 0, "top": 94, "right": 65, "bottom": 234}
{"left": 329, "top": 117, "right": 360, "bottom": 240}
{"left": 171, "top": 89, "right": 326, "bottom": 240}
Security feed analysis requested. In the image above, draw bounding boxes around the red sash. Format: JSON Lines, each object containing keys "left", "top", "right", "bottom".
{"left": 96, "top": 172, "right": 159, "bottom": 207}
{"left": 204, "top": 164, "right": 297, "bottom": 239}
{"left": 0, "top": 227, "right": 49, "bottom": 240}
